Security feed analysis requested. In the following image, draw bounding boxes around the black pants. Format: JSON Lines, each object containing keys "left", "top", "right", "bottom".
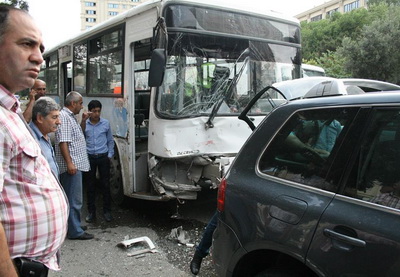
{"left": 85, "top": 154, "right": 111, "bottom": 214}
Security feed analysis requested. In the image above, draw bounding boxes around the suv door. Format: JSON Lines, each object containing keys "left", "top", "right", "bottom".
{"left": 254, "top": 107, "right": 360, "bottom": 265}
{"left": 307, "top": 107, "right": 400, "bottom": 276}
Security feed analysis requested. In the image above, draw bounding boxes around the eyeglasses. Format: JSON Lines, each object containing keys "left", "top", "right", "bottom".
{"left": 35, "top": 88, "right": 46, "bottom": 91}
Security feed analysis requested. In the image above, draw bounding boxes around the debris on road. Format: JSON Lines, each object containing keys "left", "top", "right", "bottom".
{"left": 117, "top": 236, "right": 158, "bottom": 257}
{"left": 166, "top": 226, "right": 193, "bottom": 246}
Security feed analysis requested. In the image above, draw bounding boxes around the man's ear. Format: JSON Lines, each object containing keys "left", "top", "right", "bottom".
{"left": 37, "top": 114, "right": 45, "bottom": 124}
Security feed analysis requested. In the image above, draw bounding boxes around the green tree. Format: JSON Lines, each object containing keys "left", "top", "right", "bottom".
{"left": 316, "top": 51, "right": 351, "bottom": 78}
{"left": 0, "top": 0, "right": 29, "bottom": 10}
{"left": 368, "top": 0, "right": 400, "bottom": 5}
{"left": 338, "top": 5, "right": 400, "bottom": 84}
{"left": 301, "top": 8, "right": 375, "bottom": 61}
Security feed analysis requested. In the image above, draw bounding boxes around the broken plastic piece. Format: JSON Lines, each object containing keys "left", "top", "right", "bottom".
{"left": 117, "top": 236, "right": 158, "bottom": 257}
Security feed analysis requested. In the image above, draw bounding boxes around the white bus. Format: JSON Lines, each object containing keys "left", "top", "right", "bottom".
{"left": 41, "top": 0, "right": 301, "bottom": 204}
{"left": 302, "top": 64, "right": 326, "bottom": 77}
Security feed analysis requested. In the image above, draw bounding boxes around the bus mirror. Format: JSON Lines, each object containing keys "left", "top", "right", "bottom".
{"left": 148, "top": 48, "right": 166, "bottom": 87}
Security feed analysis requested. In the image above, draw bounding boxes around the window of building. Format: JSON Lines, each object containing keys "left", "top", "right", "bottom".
{"left": 86, "top": 10, "right": 96, "bottom": 15}
{"left": 344, "top": 0, "right": 360, "bottom": 12}
{"left": 310, "top": 14, "right": 322, "bottom": 22}
{"left": 85, "top": 2, "right": 96, "bottom": 7}
{"left": 326, "top": 8, "right": 338, "bottom": 18}
{"left": 108, "top": 3, "right": 119, "bottom": 9}
{"left": 86, "top": 18, "right": 96, "bottom": 23}
{"left": 109, "top": 11, "right": 118, "bottom": 16}
{"left": 259, "top": 107, "right": 358, "bottom": 192}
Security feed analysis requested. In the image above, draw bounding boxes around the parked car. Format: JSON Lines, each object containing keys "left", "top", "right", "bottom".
{"left": 212, "top": 78, "right": 400, "bottom": 276}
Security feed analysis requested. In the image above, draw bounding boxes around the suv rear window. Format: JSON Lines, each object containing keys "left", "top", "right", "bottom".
{"left": 344, "top": 108, "right": 400, "bottom": 209}
{"left": 259, "top": 107, "right": 358, "bottom": 192}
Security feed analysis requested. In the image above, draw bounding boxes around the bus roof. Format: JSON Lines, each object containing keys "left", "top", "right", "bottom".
{"left": 302, "top": 64, "right": 325, "bottom": 73}
{"left": 43, "top": 0, "right": 299, "bottom": 55}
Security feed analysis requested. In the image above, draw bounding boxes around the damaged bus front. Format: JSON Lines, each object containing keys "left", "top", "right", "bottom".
{"left": 147, "top": 3, "right": 301, "bottom": 200}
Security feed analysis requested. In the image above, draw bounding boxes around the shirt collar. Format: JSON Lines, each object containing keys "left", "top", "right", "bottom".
{"left": 0, "top": 85, "right": 20, "bottom": 112}
{"left": 29, "top": 121, "right": 45, "bottom": 140}
{"left": 62, "top": 106, "right": 75, "bottom": 116}
{"left": 87, "top": 117, "right": 103, "bottom": 126}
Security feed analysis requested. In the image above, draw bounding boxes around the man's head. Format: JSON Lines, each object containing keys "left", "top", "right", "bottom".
{"left": 0, "top": 5, "right": 44, "bottom": 94}
{"left": 88, "top": 100, "right": 102, "bottom": 122}
{"left": 32, "top": 79, "right": 46, "bottom": 100}
{"left": 64, "top": 91, "right": 83, "bottom": 115}
{"left": 32, "top": 96, "right": 60, "bottom": 136}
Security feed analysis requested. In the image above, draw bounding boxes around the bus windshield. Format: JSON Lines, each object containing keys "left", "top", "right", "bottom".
{"left": 155, "top": 4, "right": 301, "bottom": 118}
{"left": 156, "top": 34, "right": 300, "bottom": 118}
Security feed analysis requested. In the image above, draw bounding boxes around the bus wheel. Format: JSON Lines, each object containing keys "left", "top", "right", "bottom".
{"left": 110, "top": 150, "right": 129, "bottom": 206}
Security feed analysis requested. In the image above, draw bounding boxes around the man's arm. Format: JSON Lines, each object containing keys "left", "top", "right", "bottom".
{"left": 0, "top": 223, "right": 18, "bottom": 277}
{"left": 22, "top": 89, "right": 36, "bottom": 122}
{"left": 80, "top": 112, "right": 91, "bottom": 133}
{"left": 59, "top": 142, "right": 77, "bottom": 175}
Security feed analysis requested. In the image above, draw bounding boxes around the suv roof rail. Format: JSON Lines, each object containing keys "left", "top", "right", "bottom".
{"left": 303, "top": 79, "right": 364, "bottom": 99}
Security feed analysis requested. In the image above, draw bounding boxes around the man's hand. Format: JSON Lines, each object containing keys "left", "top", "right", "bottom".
{"left": 67, "top": 161, "right": 77, "bottom": 175}
{"left": 28, "top": 89, "right": 37, "bottom": 102}
{"left": 81, "top": 111, "right": 92, "bottom": 122}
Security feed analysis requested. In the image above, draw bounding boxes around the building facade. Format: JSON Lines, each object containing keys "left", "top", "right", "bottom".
{"left": 296, "top": 0, "right": 368, "bottom": 23}
{"left": 80, "top": 0, "right": 149, "bottom": 30}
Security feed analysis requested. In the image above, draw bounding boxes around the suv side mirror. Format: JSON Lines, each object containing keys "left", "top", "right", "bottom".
{"left": 148, "top": 48, "right": 166, "bottom": 87}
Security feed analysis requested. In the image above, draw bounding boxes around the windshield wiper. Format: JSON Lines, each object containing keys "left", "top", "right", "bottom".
{"left": 205, "top": 50, "right": 250, "bottom": 130}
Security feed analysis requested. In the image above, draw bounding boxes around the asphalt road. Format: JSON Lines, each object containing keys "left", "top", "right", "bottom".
{"left": 49, "top": 189, "right": 218, "bottom": 277}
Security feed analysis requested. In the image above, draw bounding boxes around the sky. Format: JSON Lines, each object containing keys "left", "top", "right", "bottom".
{"left": 28, "top": 0, "right": 327, "bottom": 50}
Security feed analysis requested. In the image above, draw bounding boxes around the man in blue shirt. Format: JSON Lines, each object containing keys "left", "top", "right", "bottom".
{"left": 29, "top": 97, "right": 60, "bottom": 179}
{"left": 82, "top": 100, "right": 115, "bottom": 222}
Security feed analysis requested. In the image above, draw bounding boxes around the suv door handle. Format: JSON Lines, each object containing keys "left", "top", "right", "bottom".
{"left": 323, "top": 228, "right": 366, "bottom": 250}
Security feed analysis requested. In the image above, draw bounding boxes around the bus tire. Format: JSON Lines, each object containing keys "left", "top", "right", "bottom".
{"left": 110, "top": 149, "right": 130, "bottom": 206}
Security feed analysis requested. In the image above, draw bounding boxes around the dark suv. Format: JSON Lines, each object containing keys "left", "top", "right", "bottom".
{"left": 212, "top": 80, "right": 400, "bottom": 276}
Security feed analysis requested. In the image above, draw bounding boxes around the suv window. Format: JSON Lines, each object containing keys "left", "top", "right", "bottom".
{"left": 344, "top": 108, "right": 400, "bottom": 209}
{"left": 259, "top": 107, "right": 358, "bottom": 192}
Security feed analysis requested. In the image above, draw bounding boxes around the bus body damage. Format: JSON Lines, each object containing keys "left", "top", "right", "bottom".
{"left": 148, "top": 153, "right": 233, "bottom": 200}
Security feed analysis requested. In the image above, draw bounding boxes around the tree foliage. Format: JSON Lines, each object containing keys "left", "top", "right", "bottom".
{"left": 301, "top": 8, "right": 374, "bottom": 61}
{"left": 338, "top": 5, "right": 400, "bottom": 84}
{"left": 368, "top": 0, "right": 400, "bottom": 5}
{"left": 301, "top": 3, "right": 400, "bottom": 83}
{"left": 0, "top": 0, "right": 29, "bottom": 10}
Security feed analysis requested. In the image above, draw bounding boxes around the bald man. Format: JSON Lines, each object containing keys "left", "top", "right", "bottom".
{"left": 23, "top": 78, "right": 47, "bottom": 122}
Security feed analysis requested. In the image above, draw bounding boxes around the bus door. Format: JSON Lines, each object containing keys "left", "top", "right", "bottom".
{"left": 61, "top": 61, "right": 72, "bottom": 102}
{"left": 132, "top": 40, "right": 152, "bottom": 193}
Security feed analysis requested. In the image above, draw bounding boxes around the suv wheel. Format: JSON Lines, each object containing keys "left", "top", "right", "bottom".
{"left": 255, "top": 267, "right": 302, "bottom": 277}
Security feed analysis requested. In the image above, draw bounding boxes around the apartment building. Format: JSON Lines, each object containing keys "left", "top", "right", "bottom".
{"left": 81, "top": 0, "right": 150, "bottom": 30}
{"left": 296, "top": 0, "right": 368, "bottom": 23}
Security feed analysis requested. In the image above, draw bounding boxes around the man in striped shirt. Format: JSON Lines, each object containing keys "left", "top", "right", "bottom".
{"left": 0, "top": 5, "right": 68, "bottom": 276}
{"left": 55, "top": 91, "right": 94, "bottom": 240}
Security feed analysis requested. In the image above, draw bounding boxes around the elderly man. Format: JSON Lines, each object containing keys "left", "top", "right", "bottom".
{"left": 23, "top": 78, "right": 47, "bottom": 122}
{"left": 29, "top": 97, "right": 60, "bottom": 178}
{"left": 0, "top": 5, "right": 68, "bottom": 276}
{"left": 55, "top": 91, "right": 94, "bottom": 240}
